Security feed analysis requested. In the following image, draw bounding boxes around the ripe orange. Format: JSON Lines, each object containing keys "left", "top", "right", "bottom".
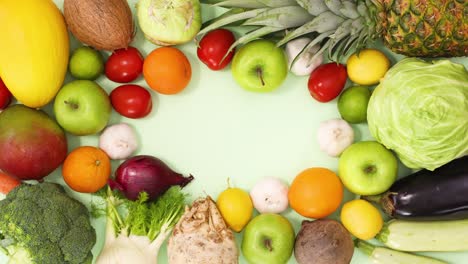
{"left": 288, "top": 167, "right": 343, "bottom": 219}
{"left": 143, "top": 46, "right": 192, "bottom": 95}
{"left": 62, "top": 146, "right": 111, "bottom": 193}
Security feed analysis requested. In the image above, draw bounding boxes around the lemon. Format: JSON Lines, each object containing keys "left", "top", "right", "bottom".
{"left": 346, "top": 49, "right": 390, "bottom": 85}
{"left": 216, "top": 187, "right": 253, "bottom": 232}
{"left": 340, "top": 199, "right": 383, "bottom": 240}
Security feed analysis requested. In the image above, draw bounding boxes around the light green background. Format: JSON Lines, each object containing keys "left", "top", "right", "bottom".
{"left": 1, "top": 0, "right": 467, "bottom": 263}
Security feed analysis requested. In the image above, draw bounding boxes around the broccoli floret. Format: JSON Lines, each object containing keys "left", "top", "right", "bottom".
{"left": 0, "top": 182, "right": 96, "bottom": 264}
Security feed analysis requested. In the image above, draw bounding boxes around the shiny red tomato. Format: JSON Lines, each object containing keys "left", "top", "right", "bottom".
{"left": 110, "top": 84, "right": 153, "bottom": 119}
{"left": 308, "top": 63, "right": 348, "bottom": 102}
{"left": 0, "top": 78, "right": 12, "bottom": 110}
{"left": 105, "top": 47, "right": 144, "bottom": 83}
{"left": 197, "top": 29, "right": 236, "bottom": 71}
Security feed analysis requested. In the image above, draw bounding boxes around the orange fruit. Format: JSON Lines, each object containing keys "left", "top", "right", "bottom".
{"left": 62, "top": 146, "right": 110, "bottom": 193}
{"left": 288, "top": 167, "right": 343, "bottom": 219}
{"left": 143, "top": 46, "right": 192, "bottom": 95}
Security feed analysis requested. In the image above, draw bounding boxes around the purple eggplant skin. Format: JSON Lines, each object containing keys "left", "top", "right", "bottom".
{"left": 364, "top": 155, "right": 468, "bottom": 221}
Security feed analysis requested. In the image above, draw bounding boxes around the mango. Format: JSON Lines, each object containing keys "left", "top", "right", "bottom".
{"left": 0, "top": 105, "right": 68, "bottom": 180}
{"left": 0, "top": 0, "right": 69, "bottom": 108}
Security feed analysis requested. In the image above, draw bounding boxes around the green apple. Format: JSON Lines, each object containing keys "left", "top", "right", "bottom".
{"left": 338, "top": 86, "right": 371, "bottom": 123}
{"left": 241, "top": 213, "right": 295, "bottom": 264}
{"left": 231, "top": 40, "right": 288, "bottom": 92}
{"left": 69, "top": 46, "right": 104, "bottom": 80}
{"left": 54, "top": 80, "right": 111, "bottom": 136}
{"left": 338, "top": 141, "right": 398, "bottom": 195}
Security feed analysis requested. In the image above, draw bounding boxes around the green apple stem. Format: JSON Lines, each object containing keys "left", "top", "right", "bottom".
{"left": 364, "top": 165, "right": 376, "bottom": 174}
{"left": 256, "top": 67, "right": 265, "bottom": 86}
{"left": 64, "top": 100, "right": 79, "bottom": 110}
{"left": 264, "top": 238, "right": 273, "bottom": 252}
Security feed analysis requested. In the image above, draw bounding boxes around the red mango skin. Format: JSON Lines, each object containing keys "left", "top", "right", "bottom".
{"left": 0, "top": 104, "right": 67, "bottom": 180}
{"left": 0, "top": 78, "right": 12, "bottom": 109}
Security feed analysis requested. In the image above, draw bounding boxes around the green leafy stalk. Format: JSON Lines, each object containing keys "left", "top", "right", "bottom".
{"left": 96, "top": 186, "right": 188, "bottom": 263}
{"left": 99, "top": 186, "right": 187, "bottom": 243}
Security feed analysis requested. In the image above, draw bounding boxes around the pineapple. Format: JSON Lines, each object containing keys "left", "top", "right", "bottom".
{"left": 198, "top": 0, "right": 467, "bottom": 60}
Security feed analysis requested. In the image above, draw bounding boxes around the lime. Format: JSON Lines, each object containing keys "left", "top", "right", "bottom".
{"left": 338, "top": 86, "right": 371, "bottom": 123}
{"left": 346, "top": 49, "right": 390, "bottom": 85}
{"left": 69, "top": 46, "right": 104, "bottom": 80}
{"left": 216, "top": 187, "right": 253, "bottom": 232}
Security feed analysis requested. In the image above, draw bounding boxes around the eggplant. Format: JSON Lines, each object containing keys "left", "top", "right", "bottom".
{"left": 363, "top": 155, "right": 468, "bottom": 220}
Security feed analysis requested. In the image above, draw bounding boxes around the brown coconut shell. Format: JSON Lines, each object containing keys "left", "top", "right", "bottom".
{"left": 63, "top": 0, "right": 134, "bottom": 51}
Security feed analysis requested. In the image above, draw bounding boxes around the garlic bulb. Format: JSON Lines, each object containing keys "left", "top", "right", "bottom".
{"left": 249, "top": 177, "right": 289, "bottom": 214}
{"left": 317, "top": 119, "right": 354, "bottom": 157}
{"left": 285, "top": 37, "right": 323, "bottom": 76}
{"left": 99, "top": 123, "right": 138, "bottom": 160}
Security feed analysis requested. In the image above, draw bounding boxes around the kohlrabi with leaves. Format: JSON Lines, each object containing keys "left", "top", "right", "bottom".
{"left": 137, "top": 0, "right": 202, "bottom": 46}
{"left": 94, "top": 186, "right": 187, "bottom": 264}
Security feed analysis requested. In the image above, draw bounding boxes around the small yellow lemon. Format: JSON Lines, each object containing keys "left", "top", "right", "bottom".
{"left": 217, "top": 187, "right": 253, "bottom": 232}
{"left": 340, "top": 199, "right": 383, "bottom": 240}
{"left": 346, "top": 49, "right": 390, "bottom": 85}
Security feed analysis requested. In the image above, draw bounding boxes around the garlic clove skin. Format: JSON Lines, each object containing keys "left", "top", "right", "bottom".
{"left": 250, "top": 177, "right": 289, "bottom": 214}
{"left": 285, "top": 37, "right": 324, "bottom": 76}
{"left": 317, "top": 119, "right": 354, "bottom": 157}
{"left": 99, "top": 123, "right": 138, "bottom": 160}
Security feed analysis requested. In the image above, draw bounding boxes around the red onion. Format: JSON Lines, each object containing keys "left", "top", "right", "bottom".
{"left": 109, "top": 155, "right": 194, "bottom": 201}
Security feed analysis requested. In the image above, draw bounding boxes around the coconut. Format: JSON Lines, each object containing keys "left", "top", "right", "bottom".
{"left": 64, "top": 0, "right": 134, "bottom": 51}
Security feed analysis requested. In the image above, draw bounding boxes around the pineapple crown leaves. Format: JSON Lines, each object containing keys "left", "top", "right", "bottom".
{"left": 199, "top": 0, "right": 381, "bottom": 62}
{"left": 204, "top": 0, "right": 298, "bottom": 8}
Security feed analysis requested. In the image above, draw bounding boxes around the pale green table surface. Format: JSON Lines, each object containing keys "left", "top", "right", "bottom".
{"left": 1, "top": 0, "right": 467, "bottom": 263}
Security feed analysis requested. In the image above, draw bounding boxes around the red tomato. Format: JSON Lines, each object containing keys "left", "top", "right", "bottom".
{"left": 308, "top": 63, "right": 348, "bottom": 102}
{"left": 197, "top": 29, "right": 236, "bottom": 71}
{"left": 105, "top": 46, "right": 144, "bottom": 83}
{"left": 0, "top": 171, "right": 20, "bottom": 195}
{"left": 110, "top": 84, "right": 153, "bottom": 119}
{"left": 0, "top": 78, "right": 12, "bottom": 110}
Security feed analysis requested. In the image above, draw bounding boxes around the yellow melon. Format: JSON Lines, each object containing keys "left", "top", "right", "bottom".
{"left": 0, "top": 0, "right": 69, "bottom": 108}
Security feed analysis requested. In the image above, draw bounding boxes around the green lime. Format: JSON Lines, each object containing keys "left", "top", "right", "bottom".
{"left": 338, "top": 86, "right": 371, "bottom": 123}
{"left": 69, "top": 46, "right": 104, "bottom": 80}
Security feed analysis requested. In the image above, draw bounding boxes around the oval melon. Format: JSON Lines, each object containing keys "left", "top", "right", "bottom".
{"left": 0, "top": 0, "right": 69, "bottom": 108}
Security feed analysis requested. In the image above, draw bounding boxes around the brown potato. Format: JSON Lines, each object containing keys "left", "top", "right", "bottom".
{"left": 294, "top": 219, "right": 354, "bottom": 264}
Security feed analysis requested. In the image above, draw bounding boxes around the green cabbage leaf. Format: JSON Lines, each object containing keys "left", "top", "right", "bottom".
{"left": 367, "top": 58, "right": 468, "bottom": 171}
